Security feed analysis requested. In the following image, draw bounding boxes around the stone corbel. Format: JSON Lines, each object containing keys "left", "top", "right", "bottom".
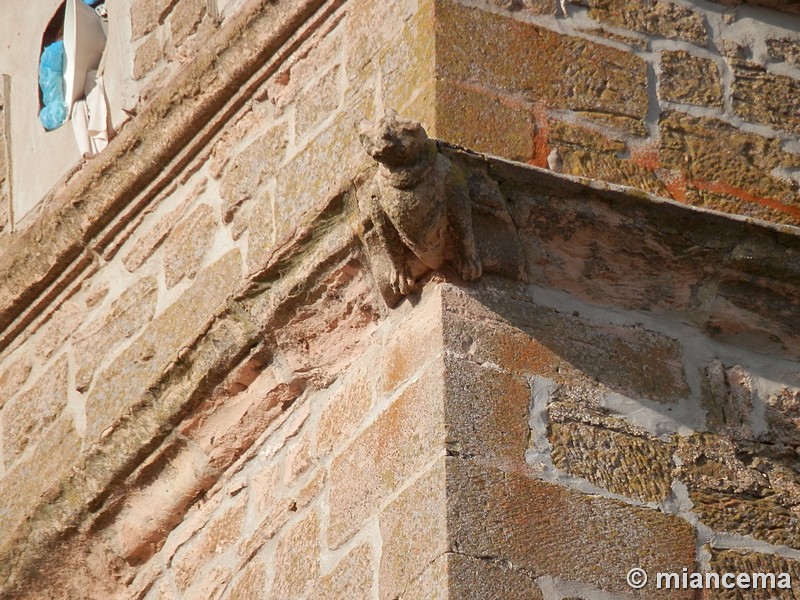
{"left": 357, "top": 111, "right": 527, "bottom": 307}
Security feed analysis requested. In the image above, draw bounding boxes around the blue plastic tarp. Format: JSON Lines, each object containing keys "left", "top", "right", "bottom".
{"left": 38, "top": 40, "right": 68, "bottom": 130}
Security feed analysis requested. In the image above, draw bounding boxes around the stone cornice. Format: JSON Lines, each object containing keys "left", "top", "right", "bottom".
{"left": 2, "top": 134, "right": 799, "bottom": 594}
{"left": 0, "top": 0, "right": 343, "bottom": 355}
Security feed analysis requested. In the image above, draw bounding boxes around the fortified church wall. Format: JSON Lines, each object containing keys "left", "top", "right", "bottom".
{"left": 0, "top": 1, "right": 799, "bottom": 598}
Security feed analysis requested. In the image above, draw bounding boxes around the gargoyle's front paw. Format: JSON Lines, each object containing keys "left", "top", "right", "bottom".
{"left": 459, "top": 256, "right": 482, "bottom": 282}
{"left": 390, "top": 267, "right": 415, "bottom": 295}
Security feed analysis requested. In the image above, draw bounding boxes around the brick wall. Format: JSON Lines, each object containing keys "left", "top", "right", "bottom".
{"left": 433, "top": 0, "right": 800, "bottom": 227}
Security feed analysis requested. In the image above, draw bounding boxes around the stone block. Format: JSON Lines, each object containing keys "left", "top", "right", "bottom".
{"left": 122, "top": 191, "right": 196, "bottom": 273}
{"left": 131, "top": 0, "right": 175, "bottom": 39}
{"left": 380, "top": 293, "right": 443, "bottom": 395}
{"left": 173, "top": 502, "right": 246, "bottom": 591}
{"left": 685, "top": 186, "right": 799, "bottom": 227}
{"left": 549, "top": 421, "right": 673, "bottom": 503}
{"left": 764, "top": 386, "right": 800, "bottom": 447}
{"left": 446, "top": 457, "right": 696, "bottom": 598}
{"left": 660, "top": 111, "right": 800, "bottom": 207}
{"left": 379, "top": 460, "right": 448, "bottom": 599}
{"left": 586, "top": 0, "right": 707, "bottom": 46}
{"left": 0, "top": 356, "right": 32, "bottom": 411}
{"left": 660, "top": 50, "right": 723, "bottom": 107}
{"left": 220, "top": 122, "right": 287, "bottom": 221}
{"left": 328, "top": 361, "right": 446, "bottom": 548}
{"left": 184, "top": 565, "right": 231, "bottom": 600}
{"left": 34, "top": 298, "right": 85, "bottom": 361}
{"left": 448, "top": 553, "right": 544, "bottom": 600}
{"left": 170, "top": 0, "right": 206, "bottom": 47}
{"left": 271, "top": 511, "right": 321, "bottom": 599}
{"left": 163, "top": 203, "right": 217, "bottom": 288}
{"left": 112, "top": 440, "right": 216, "bottom": 563}
{"left": 295, "top": 66, "right": 342, "bottom": 140}
{"left": 134, "top": 35, "right": 164, "bottom": 81}
{"left": 311, "top": 542, "right": 374, "bottom": 599}
{"left": 0, "top": 416, "right": 81, "bottom": 547}
{"left": 73, "top": 276, "right": 159, "bottom": 391}
{"left": 436, "top": 0, "right": 648, "bottom": 126}
{"left": 227, "top": 560, "right": 267, "bottom": 600}
{"left": 402, "top": 554, "right": 448, "bottom": 600}
{"left": 436, "top": 82, "right": 536, "bottom": 162}
{"left": 2, "top": 356, "right": 68, "bottom": 467}
{"left": 547, "top": 120, "right": 668, "bottom": 196}
{"left": 269, "top": 91, "right": 374, "bottom": 265}
{"left": 708, "top": 549, "right": 800, "bottom": 600}
{"left": 691, "top": 489, "right": 800, "bottom": 549}
{"left": 732, "top": 61, "right": 800, "bottom": 135}
{"left": 316, "top": 369, "right": 372, "bottom": 458}
{"left": 378, "top": 0, "right": 436, "bottom": 120}
{"left": 767, "top": 37, "right": 800, "bottom": 67}
{"left": 345, "top": 0, "right": 422, "bottom": 87}
{"left": 85, "top": 250, "right": 242, "bottom": 442}
{"left": 443, "top": 354, "right": 532, "bottom": 468}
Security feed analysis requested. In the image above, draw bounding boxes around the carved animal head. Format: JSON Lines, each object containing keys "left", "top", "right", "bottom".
{"left": 359, "top": 110, "right": 431, "bottom": 168}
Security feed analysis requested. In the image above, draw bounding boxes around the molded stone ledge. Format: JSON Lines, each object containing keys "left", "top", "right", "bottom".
{"left": 0, "top": 0, "right": 336, "bottom": 353}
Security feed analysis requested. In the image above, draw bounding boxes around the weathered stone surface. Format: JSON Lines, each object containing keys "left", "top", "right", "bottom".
{"left": 402, "top": 554, "right": 449, "bottom": 600}
{"left": 311, "top": 542, "right": 373, "bottom": 599}
{"left": 380, "top": 460, "right": 448, "bottom": 599}
{"left": 586, "top": 0, "right": 707, "bottom": 46}
{"left": 227, "top": 560, "right": 267, "bottom": 600}
{"left": 685, "top": 186, "right": 799, "bottom": 226}
{"left": 295, "top": 65, "right": 342, "bottom": 139}
{"left": 73, "top": 276, "right": 159, "bottom": 391}
{"left": 0, "top": 416, "right": 81, "bottom": 546}
{"left": 660, "top": 50, "right": 723, "bottom": 107}
{"left": 449, "top": 553, "right": 544, "bottom": 600}
{"left": 0, "top": 356, "right": 32, "bottom": 411}
{"left": 269, "top": 92, "right": 374, "bottom": 267}
{"left": 488, "top": 0, "right": 558, "bottom": 14}
{"left": 700, "top": 361, "right": 756, "bottom": 440}
{"left": 220, "top": 123, "right": 286, "bottom": 222}
{"left": 2, "top": 357, "right": 68, "bottom": 466}
{"left": 34, "top": 299, "right": 85, "bottom": 361}
{"left": 122, "top": 192, "right": 196, "bottom": 273}
{"left": 316, "top": 369, "right": 372, "bottom": 458}
{"left": 764, "top": 386, "right": 800, "bottom": 447}
{"left": 112, "top": 440, "right": 216, "bottom": 563}
{"left": 436, "top": 0, "right": 648, "bottom": 124}
{"left": 376, "top": 0, "right": 435, "bottom": 122}
{"left": 708, "top": 549, "right": 800, "bottom": 600}
{"left": 446, "top": 458, "right": 696, "bottom": 598}
{"left": 163, "top": 203, "right": 217, "bottom": 288}
{"left": 691, "top": 489, "right": 800, "bottom": 548}
{"left": 437, "top": 82, "right": 536, "bottom": 162}
{"left": 271, "top": 511, "right": 321, "bottom": 599}
{"left": 549, "top": 421, "right": 673, "bottom": 503}
{"left": 732, "top": 61, "right": 800, "bottom": 135}
{"left": 443, "top": 354, "right": 531, "bottom": 468}
{"left": 170, "top": 0, "right": 206, "bottom": 47}
{"left": 85, "top": 250, "right": 242, "bottom": 442}
{"left": 767, "top": 37, "right": 800, "bottom": 66}
{"left": 134, "top": 35, "right": 163, "bottom": 80}
{"left": 328, "top": 361, "right": 445, "bottom": 548}
{"left": 380, "top": 292, "right": 443, "bottom": 395}
{"left": 660, "top": 111, "right": 800, "bottom": 205}
{"left": 547, "top": 120, "right": 667, "bottom": 195}
{"left": 173, "top": 502, "right": 246, "bottom": 591}
{"left": 131, "top": 0, "right": 175, "bottom": 38}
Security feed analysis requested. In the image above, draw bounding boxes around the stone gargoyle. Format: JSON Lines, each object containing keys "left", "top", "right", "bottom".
{"left": 357, "top": 111, "right": 483, "bottom": 305}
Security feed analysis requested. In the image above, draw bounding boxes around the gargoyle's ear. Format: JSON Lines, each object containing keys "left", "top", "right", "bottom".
{"left": 358, "top": 118, "right": 381, "bottom": 157}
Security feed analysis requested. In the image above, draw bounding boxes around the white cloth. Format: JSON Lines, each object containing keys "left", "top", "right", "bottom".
{"left": 71, "top": 69, "right": 110, "bottom": 157}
